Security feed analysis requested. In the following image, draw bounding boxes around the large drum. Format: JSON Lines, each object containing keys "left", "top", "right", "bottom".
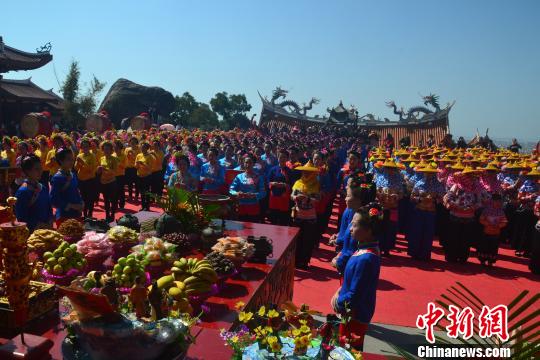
{"left": 130, "top": 115, "right": 151, "bottom": 131}
{"left": 20, "top": 113, "right": 52, "bottom": 138}
{"left": 85, "top": 113, "right": 112, "bottom": 133}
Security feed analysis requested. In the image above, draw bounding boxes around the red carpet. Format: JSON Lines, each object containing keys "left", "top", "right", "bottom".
{"left": 92, "top": 196, "right": 539, "bottom": 328}
{"left": 292, "top": 207, "right": 540, "bottom": 328}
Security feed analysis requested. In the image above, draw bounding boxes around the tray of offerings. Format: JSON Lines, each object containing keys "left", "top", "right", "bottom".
{"left": 0, "top": 278, "right": 56, "bottom": 328}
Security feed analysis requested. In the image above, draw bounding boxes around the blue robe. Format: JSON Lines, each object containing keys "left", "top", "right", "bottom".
{"left": 200, "top": 163, "right": 225, "bottom": 192}
{"left": 337, "top": 245, "right": 381, "bottom": 323}
{"left": 336, "top": 208, "right": 357, "bottom": 272}
{"left": 15, "top": 181, "right": 53, "bottom": 231}
{"left": 50, "top": 171, "right": 83, "bottom": 220}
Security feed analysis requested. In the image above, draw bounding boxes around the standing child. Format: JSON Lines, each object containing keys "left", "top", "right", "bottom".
{"left": 331, "top": 203, "right": 383, "bottom": 351}
{"left": 50, "top": 148, "right": 84, "bottom": 227}
{"left": 125, "top": 136, "right": 141, "bottom": 201}
{"left": 15, "top": 154, "right": 53, "bottom": 231}
{"left": 114, "top": 140, "right": 127, "bottom": 209}
{"left": 135, "top": 142, "right": 153, "bottom": 211}
{"left": 75, "top": 138, "right": 98, "bottom": 218}
{"left": 477, "top": 193, "right": 507, "bottom": 266}
{"left": 333, "top": 172, "right": 376, "bottom": 273}
{"left": 150, "top": 139, "right": 164, "bottom": 196}
{"left": 98, "top": 141, "right": 119, "bottom": 223}
{"left": 291, "top": 164, "right": 321, "bottom": 269}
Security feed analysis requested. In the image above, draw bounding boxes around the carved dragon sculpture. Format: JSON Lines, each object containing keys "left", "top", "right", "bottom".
{"left": 36, "top": 42, "right": 52, "bottom": 54}
{"left": 422, "top": 93, "right": 441, "bottom": 112}
{"left": 269, "top": 87, "right": 318, "bottom": 115}
{"left": 385, "top": 101, "right": 406, "bottom": 121}
{"left": 300, "top": 97, "right": 319, "bottom": 115}
{"left": 386, "top": 93, "right": 443, "bottom": 122}
{"left": 271, "top": 87, "right": 288, "bottom": 104}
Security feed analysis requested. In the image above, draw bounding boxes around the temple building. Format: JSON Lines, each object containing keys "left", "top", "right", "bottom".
{"left": 0, "top": 36, "right": 63, "bottom": 134}
{"left": 259, "top": 87, "right": 453, "bottom": 147}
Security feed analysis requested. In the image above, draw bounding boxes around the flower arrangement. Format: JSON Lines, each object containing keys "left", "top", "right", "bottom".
{"left": 152, "top": 186, "right": 221, "bottom": 234}
{"left": 221, "top": 301, "right": 362, "bottom": 360}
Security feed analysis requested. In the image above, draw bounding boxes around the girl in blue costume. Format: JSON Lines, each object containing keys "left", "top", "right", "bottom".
{"left": 408, "top": 164, "right": 445, "bottom": 260}
{"left": 229, "top": 154, "right": 266, "bottom": 223}
{"left": 49, "top": 148, "right": 84, "bottom": 227}
{"left": 374, "top": 159, "right": 404, "bottom": 256}
{"left": 15, "top": 154, "right": 53, "bottom": 231}
{"left": 331, "top": 203, "right": 384, "bottom": 351}
{"left": 336, "top": 151, "right": 363, "bottom": 227}
{"left": 200, "top": 147, "right": 225, "bottom": 194}
{"left": 267, "top": 149, "right": 293, "bottom": 226}
{"left": 333, "top": 172, "right": 377, "bottom": 273}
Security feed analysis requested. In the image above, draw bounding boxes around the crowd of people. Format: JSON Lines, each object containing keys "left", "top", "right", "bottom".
{"left": 1, "top": 126, "right": 539, "bottom": 350}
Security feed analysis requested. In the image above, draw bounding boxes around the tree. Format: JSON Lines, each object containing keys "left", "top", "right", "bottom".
{"left": 210, "top": 92, "right": 252, "bottom": 129}
{"left": 189, "top": 104, "right": 219, "bottom": 130}
{"left": 170, "top": 92, "right": 199, "bottom": 126}
{"left": 60, "top": 60, "right": 106, "bottom": 130}
{"left": 209, "top": 92, "right": 231, "bottom": 120}
{"left": 79, "top": 75, "right": 106, "bottom": 118}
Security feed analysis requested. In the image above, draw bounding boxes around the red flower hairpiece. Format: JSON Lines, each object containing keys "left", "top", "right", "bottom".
{"left": 369, "top": 208, "right": 379, "bottom": 217}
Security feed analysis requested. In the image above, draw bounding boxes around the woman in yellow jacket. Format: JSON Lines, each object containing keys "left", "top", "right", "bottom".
{"left": 125, "top": 136, "right": 140, "bottom": 201}
{"left": 150, "top": 138, "right": 165, "bottom": 196}
{"left": 34, "top": 136, "right": 50, "bottom": 189}
{"left": 1, "top": 137, "right": 16, "bottom": 167}
{"left": 114, "top": 139, "right": 127, "bottom": 209}
{"left": 45, "top": 134, "right": 65, "bottom": 179}
{"left": 99, "top": 141, "right": 119, "bottom": 222}
{"left": 135, "top": 141, "right": 153, "bottom": 211}
{"left": 75, "top": 138, "right": 98, "bottom": 218}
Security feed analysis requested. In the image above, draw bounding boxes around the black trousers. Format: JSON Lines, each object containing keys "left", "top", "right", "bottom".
{"left": 138, "top": 175, "right": 151, "bottom": 210}
{"left": 116, "top": 175, "right": 126, "bottom": 208}
{"left": 79, "top": 178, "right": 97, "bottom": 218}
{"left": 477, "top": 233, "right": 500, "bottom": 264}
{"left": 101, "top": 181, "right": 117, "bottom": 220}
{"left": 293, "top": 218, "right": 319, "bottom": 266}
{"left": 445, "top": 216, "right": 475, "bottom": 262}
{"left": 511, "top": 208, "right": 535, "bottom": 253}
{"left": 125, "top": 167, "right": 139, "bottom": 200}
{"left": 150, "top": 171, "right": 164, "bottom": 196}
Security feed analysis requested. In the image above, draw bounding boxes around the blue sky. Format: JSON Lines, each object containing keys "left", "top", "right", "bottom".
{"left": 2, "top": 0, "right": 539, "bottom": 140}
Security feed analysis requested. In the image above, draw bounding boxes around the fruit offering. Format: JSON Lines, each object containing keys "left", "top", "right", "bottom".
{"left": 162, "top": 233, "right": 193, "bottom": 254}
{"left": 158, "top": 258, "right": 218, "bottom": 297}
{"left": 106, "top": 226, "right": 139, "bottom": 244}
{"left": 204, "top": 251, "right": 236, "bottom": 276}
{"left": 112, "top": 254, "right": 147, "bottom": 288}
{"left": 78, "top": 270, "right": 110, "bottom": 291}
{"left": 27, "top": 229, "right": 63, "bottom": 255}
{"left": 76, "top": 232, "right": 114, "bottom": 270}
{"left": 43, "top": 241, "right": 86, "bottom": 275}
{"left": 131, "top": 237, "right": 176, "bottom": 266}
{"left": 211, "top": 236, "right": 254, "bottom": 265}
{"left": 57, "top": 219, "right": 85, "bottom": 240}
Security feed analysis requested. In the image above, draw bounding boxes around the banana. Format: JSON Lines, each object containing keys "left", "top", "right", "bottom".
{"left": 173, "top": 272, "right": 189, "bottom": 282}
{"left": 173, "top": 281, "right": 186, "bottom": 291}
{"left": 183, "top": 276, "right": 199, "bottom": 286}
{"left": 157, "top": 275, "right": 174, "bottom": 289}
{"left": 194, "top": 260, "right": 211, "bottom": 269}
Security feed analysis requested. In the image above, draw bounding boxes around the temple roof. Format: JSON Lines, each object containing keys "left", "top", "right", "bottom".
{"left": 0, "top": 37, "right": 52, "bottom": 73}
{"left": 0, "top": 78, "right": 63, "bottom": 108}
{"left": 330, "top": 101, "right": 348, "bottom": 114}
